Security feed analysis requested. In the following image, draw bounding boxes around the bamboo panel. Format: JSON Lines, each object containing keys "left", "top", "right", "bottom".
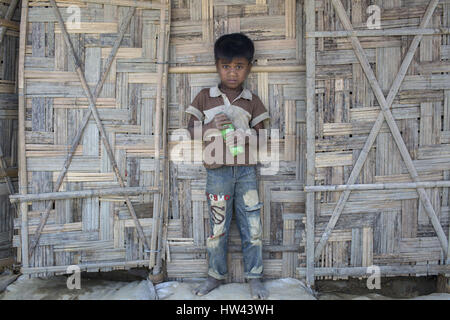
{"left": 166, "top": 0, "right": 306, "bottom": 282}
{"left": 12, "top": 1, "right": 171, "bottom": 275}
{"left": 0, "top": 0, "right": 20, "bottom": 266}
{"left": 309, "top": 0, "right": 450, "bottom": 280}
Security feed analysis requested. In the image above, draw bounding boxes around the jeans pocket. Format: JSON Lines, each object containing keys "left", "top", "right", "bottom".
{"left": 237, "top": 165, "right": 255, "bottom": 182}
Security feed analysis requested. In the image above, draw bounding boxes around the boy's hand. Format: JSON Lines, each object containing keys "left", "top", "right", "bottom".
{"left": 213, "top": 113, "right": 232, "bottom": 130}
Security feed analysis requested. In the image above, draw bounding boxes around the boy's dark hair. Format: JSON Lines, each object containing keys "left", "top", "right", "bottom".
{"left": 214, "top": 33, "right": 254, "bottom": 64}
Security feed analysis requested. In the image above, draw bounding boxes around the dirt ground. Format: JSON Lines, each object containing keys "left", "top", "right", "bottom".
{"left": 0, "top": 269, "right": 449, "bottom": 300}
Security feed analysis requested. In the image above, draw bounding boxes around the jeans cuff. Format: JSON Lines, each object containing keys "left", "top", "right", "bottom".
{"left": 208, "top": 269, "right": 227, "bottom": 280}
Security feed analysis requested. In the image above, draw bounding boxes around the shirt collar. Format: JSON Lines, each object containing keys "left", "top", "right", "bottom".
{"left": 209, "top": 84, "right": 253, "bottom": 101}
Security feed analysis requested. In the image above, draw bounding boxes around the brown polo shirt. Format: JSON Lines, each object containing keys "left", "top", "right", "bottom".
{"left": 186, "top": 83, "right": 270, "bottom": 169}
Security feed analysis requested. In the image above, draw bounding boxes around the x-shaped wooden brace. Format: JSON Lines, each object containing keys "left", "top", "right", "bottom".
{"left": 314, "top": 0, "right": 448, "bottom": 261}
{"left": 29, "top": 1, "right": 151, "bottom": 259}
{"left": 0, "top": 144, "right": 19, "bottom": 213}
{"left": 0, "top": 0, "right": 19, "bottom": 46}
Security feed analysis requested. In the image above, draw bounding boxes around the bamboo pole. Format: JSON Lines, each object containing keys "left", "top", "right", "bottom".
{"left": 0, "top": 0, "right": 19, "bottom": 46}
{"left": 21, "top": 260, "right": 151, "bottom": 274}
{"left": 314, "top": 0, "right": 443, "bottom": 262}
{"left": 305, "top": 180, "right": 450, "bottom": 192}
{"left": 168, "top": 244, "right": 301, "bottom": 254}
{"left": 80, "top": 0, "right": 167, "bottom": 9}
{"left": 149, "top": 0, "right": 167, "bottom": 270}
{"left": 10, "top": 186, "right": 159, "bottom": 203}
{"left": 153, "top": 0, "right": 171, "bottom": 277}
{"left": 297, "top": 265, "right": 450, "bottom": 278}
{"left": 29, "top": 1, "right": 152, "bottom": 258}
{"left": 168, "top": 65, "right": 305, "bottom": 74}
{"left": 305, "top": 0, "right": 316, "bottom": 287}
{"left": 307, "top": 27, "right": 450, "bottom": 38}
{"left": 21, "top": 244, "right": 304, "bottom": 275}
{"left": 17, "top": 0, "right": 29, "bottom": 270}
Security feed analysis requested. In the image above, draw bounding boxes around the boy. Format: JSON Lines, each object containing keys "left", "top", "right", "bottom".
{"left": 185, "top": 33, "right": 270, "bottom": 299}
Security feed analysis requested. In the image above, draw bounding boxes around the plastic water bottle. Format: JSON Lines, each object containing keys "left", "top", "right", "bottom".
{"left": 221, "top": 123, "right": 244, "bottom": 157}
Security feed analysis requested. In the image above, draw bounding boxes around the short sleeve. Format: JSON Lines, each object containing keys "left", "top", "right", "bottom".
{"left": 250, "top": 94, "right": 270, "bottom": 128}
{"left": 185, "top": 90, "right": 206, "bottom": 122}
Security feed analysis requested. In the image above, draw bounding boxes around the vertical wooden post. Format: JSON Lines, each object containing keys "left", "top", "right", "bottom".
{"left": 18, "top": 0, "right": 29, "bottom": 269}
{"left": 150, "top": 0, "right": 167, "bottom": 269}
{"left": 305, "top": 0, "right": 316, "bottom": 287}
{"left": 153, "top": 0, "right": 171, "bottom": 276}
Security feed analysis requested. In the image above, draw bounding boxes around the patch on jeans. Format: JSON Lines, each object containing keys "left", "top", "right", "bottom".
{"left": 206, "top": 192, "right": 231, "bottom": 202}
{"left": 248, "top": 214, "right": 262, "bottom": 246}
{"left": 250, "top": 265, "right": 263, "bottom": 275}
{"left": 207, "top": 195, "right": 227, "bottom": 237}
{"left": 206, "top": 192, "right": 230, "bottom": 226}
{"left": 243, "top": 189, "right": 259, "bottom": 208}
{"left": 211, "top": 204, "right": 225, "bottom": 224}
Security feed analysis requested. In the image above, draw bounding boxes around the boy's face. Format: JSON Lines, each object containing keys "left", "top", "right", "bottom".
{"left": 216, "top": 57, "right": 252, "bottom": 90}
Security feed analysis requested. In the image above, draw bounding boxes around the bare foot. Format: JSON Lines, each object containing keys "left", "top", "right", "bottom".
{"left": 249, "top": 278, "right": 269, "bottom": 299}
{"left": 192, "top": 276, "right": 224, "bottom": 296}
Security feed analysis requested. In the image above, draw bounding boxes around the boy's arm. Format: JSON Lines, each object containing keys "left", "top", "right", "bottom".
{"left": 187, "top": 115, "right": 217, "bottom": 140}
{"left": 249, "top": 94, "right": 269, "bottom": 146}
{"left": 248, "top": 120, "right": 266, "bottom": 147}
{"left": 185, "top": 89, "right": 219, "bottom": 140}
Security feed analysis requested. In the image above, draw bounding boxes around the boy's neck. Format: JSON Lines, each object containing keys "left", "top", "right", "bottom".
{"left": 219, "top": 82, "right": 243, "bottom": 93}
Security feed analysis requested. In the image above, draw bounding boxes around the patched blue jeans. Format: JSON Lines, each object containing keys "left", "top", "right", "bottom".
{"left": 205, "top": 165, "right": 263, "bottom": 280}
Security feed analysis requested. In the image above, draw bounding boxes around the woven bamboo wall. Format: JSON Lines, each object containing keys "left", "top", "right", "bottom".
{"left": 13, "top": 0, "right": 449, "bottom": 282}
{"left": 309, "top": 0, "right": 450, "bottom": 279}
{"left": 13, "top": 0, "right": 307, "bottom": 281}
{"left": 0, "top": 0, "right": 20, "bottom": 268}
